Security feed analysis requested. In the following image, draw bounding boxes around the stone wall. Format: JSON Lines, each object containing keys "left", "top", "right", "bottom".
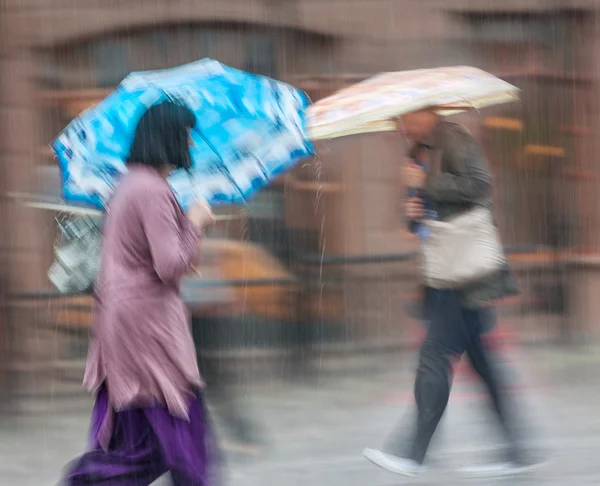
{"left": 2, "top": 0, "right": 600, "bottom": 390}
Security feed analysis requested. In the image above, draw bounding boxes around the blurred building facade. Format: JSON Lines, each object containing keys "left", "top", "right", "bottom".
{"left": 2, "top": 0, "right": 600, "bottom": 394}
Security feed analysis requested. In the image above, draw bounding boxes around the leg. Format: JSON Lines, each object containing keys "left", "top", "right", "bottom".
{"left": 199, "top": 348, "right": 263, "bottom": 447}
{"left": 365, "top": 291, "right": 471, "bottom": 475}
{"left": 408, "top": 339, "right": 453, "bottom": 463}
{"left": 64, "top": 389, "right": 166, "bottom": 486}
{"left": 463, "top": 307, "right": 525, "bottom": 461}
{"left": 408, "top": 290, "right": 471, "bottom": 464}
{"left": 148, "top": 393, "right": 221, "bottom": 486}
{"left": 194, "top": 317, "right": 263, "bottom": 446}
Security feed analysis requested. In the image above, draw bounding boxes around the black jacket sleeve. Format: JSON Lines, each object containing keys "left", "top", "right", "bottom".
{"left": 424, "top": 124, "right": 492, "bottom": 205}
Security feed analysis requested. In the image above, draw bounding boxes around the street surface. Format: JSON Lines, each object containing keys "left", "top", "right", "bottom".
{"left": 2, "top": 345, "right": 600, "bottom": 485}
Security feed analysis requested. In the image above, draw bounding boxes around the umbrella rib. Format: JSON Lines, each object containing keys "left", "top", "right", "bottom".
{"left": 194, "top": 127, "right": 247, "bottom": 203}
{"left": 250, "top": 153, "right": 269, "bottom": 180}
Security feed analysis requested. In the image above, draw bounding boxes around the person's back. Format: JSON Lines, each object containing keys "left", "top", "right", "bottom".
{"left": 99, "top": 166, "right": 184, "bottom": 299}
{"left": 86, "top": 164, "right": 203, "bottom": 436}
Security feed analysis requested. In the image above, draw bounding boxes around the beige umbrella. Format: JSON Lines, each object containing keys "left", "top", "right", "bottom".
{"left": 306, "top": 66, "right": 519, "bottom": 141}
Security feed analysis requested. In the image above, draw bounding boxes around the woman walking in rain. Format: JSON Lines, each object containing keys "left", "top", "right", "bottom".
{"left": 63, "top": 101, "right": 220, "bottom": 485}
{"left": 364, "top": 109, "right": 544, "bottom": 477}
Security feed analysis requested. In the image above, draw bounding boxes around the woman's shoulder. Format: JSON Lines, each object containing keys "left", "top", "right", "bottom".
{"left": 119, "top": 168, "right": 173, "bottom": 203}
{"left": 107, "top": 170, "right": 177, "bottom": 221}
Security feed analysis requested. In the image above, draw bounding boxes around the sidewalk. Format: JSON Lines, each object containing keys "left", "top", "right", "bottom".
{"left": 2, "top": 345, "right": 600, "bottom": 485}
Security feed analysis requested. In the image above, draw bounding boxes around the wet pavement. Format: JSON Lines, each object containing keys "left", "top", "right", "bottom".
{"left": 2, "top": 344, "right": 600, "bottom": 485}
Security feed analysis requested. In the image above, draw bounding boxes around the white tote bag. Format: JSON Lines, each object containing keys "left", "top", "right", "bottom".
{"left": 423, "top": 205, "right": 505, "bottom": 289}
{"left": 48, "top": 216, "right": 103, "bottom": 294}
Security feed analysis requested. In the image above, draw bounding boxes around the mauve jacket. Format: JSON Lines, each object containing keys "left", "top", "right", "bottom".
{"left": 412, "top": 121, "right": 519, "bottom": 308}
{"left": 83, "top": 165, "right": 204, "bottom": 449}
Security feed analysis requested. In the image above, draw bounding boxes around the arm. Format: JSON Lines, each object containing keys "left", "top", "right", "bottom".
{"left": 424, "top": 126, "right": 492, "bottom": 204}
{"left": 141, "top": 188, "right": 202, "bottom": 285}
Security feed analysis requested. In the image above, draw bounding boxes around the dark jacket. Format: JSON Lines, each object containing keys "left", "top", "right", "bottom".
{"left": 412, "top": 121, "right": 519, "bottom": 308}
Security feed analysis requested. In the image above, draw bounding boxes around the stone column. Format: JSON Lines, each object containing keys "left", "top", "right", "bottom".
{"left": 0, "top": 47, "right": 56, "bottom": 392}
{"left": 285, "top": 129, "right": 419, "bottom": 348}
{"left": 565, "top": 12, "right": 600, "bottom": 341}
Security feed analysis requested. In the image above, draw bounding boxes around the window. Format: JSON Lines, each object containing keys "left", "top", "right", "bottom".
{"left": 464, "top": 13, "right": 576, "bottom": 74}
{"left": 37, "top": 24, "right": 333, "bottom": 263}
{"left": 244, "top": 36, "right": 277, "bottom": 77}
{"left": 461, "top": 12, "right": 585, "bottom": 247}
{"left": 41, "top": 25, "right": 285, "bottom": 90}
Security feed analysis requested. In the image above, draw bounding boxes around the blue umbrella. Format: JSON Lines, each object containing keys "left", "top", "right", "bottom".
{"left": 52, "top": 59, "right": 314, "bottom": 210}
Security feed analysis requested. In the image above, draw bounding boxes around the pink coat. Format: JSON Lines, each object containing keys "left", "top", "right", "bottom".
{"left": 83, "top": 165, "right": 204, "bottom": 449}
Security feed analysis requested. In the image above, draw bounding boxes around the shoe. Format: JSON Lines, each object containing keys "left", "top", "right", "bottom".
{"left": 363, "top": 448, "right": 425, "bottom": 477}
{"left": 458, "top": 459, "right": 548, "bottom": 477}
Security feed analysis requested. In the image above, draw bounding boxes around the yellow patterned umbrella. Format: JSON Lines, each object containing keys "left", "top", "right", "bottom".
{"left": 307, "top": 66, "right": 519, "bottom": 141}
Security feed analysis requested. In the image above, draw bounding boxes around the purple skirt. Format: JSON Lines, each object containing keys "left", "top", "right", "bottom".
{"left": 63, "top": 385, "right": 220, "bottom": 486}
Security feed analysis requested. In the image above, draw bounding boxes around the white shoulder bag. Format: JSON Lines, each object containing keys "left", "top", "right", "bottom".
{"left": 48, "top": 215, "right": 103, "bottom": 294}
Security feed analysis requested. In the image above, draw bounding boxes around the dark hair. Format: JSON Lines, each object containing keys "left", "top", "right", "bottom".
{"left": 127, "top": 100, "right": 196, "bottom": 171}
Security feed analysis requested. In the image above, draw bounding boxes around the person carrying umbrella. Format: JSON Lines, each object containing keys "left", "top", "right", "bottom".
{"left": 52, "top": 60, "right": 313, "bottom": 486}
{"left": 305, "top": 65, "right": 545, "bottom": 477}
{"left": 62, "top": 101, "right": 220, "bottom": 485}
{"left": 363, "top": 108, "right": 544, "bottom": 477}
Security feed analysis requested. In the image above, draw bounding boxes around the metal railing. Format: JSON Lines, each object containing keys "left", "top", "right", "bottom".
{"left": 0, "top": 241, "right": 570, "bottom": 401}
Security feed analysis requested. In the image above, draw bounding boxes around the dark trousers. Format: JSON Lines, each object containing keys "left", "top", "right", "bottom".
{"left": 192, "top": 318, "right": 263, "bottom": 445}
{"left": 64, "top": 386, "right": 220, "bottom": 486}
{"left": 197, "top": 354, "right": 261, "bottom": 444}
{"left": 399, "top": 290, "right": 521, "bottom": 464}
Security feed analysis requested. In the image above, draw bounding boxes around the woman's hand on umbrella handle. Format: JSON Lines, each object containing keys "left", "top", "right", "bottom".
{"left": 188, "top": 199, "right": 215, "bottom": 229}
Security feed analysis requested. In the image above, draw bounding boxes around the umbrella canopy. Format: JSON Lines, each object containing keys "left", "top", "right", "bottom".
{"left": 52, "top": 59, "right": 314, "bottom": 210}
{"left": 306, "top": 66, "right": 519, "bottom": 141}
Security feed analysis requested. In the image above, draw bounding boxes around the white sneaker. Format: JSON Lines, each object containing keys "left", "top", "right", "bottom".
{"left": 458, "top": 460, "right": 548, "bottom": 478}
{"left": 362, "top": 448, "right": 425, "bottom": 477}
